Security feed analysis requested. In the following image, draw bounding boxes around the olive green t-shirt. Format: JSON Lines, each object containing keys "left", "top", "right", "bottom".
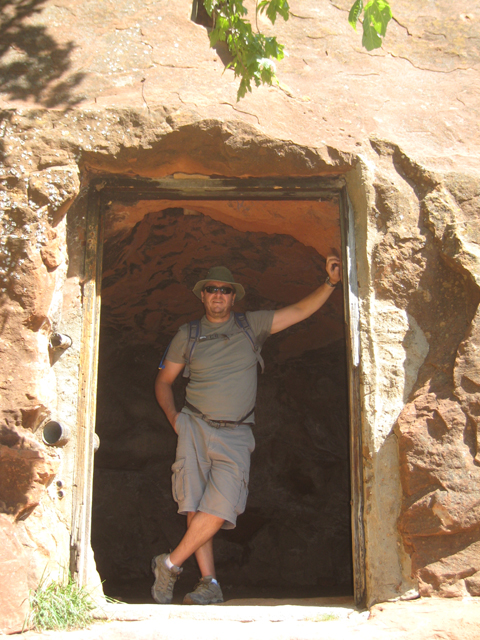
{"left": 166, "top": 310, "right": 274, "bottom": 423}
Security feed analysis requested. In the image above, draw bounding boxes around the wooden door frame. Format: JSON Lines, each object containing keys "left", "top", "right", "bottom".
{"left": 72, "top": 175, "right": 366, "bottom": 605}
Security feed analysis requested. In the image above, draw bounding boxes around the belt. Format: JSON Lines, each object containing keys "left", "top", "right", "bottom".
{"left": 184, "top": 400, "right": 254, "bottom": 429}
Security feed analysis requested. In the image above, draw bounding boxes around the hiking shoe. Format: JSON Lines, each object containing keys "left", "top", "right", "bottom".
{"left": 151, "top": 553, "right": 183, "bottom": 604}
{"left": 183, "top": 576, "right": 224, "bottom": 605}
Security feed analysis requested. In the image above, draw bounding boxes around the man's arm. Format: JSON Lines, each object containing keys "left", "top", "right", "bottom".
{"left": 271, "top": 255, "right": 341, "bottom": 335}
{"left": 155, "top": 360, "right": 185, "bottom": 432}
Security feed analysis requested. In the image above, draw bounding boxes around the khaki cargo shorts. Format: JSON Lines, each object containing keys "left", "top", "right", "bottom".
{"left": 171, "top": 411, "right": 255, "bottom": 529}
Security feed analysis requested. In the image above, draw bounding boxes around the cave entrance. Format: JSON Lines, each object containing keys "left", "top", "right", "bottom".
{"left": 73, "top": 176, "right": 364, "bottom": 605}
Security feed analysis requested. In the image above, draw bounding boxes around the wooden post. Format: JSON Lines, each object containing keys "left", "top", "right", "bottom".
{"left": 340, "top": 187, "right": 366, "bottom": 606}
{"left": 71, "top": 186, "right": 104, "bottom": 587}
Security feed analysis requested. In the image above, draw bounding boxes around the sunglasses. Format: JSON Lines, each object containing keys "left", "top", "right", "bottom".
{"left": 203, "top": 285, "right": 234, "bottom": 295}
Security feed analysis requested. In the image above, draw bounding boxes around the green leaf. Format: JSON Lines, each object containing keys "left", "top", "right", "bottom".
{"left": 362, "top": 19, "right": 383, "bottom": 50}
{"left": 348, "top": 0, "right": 363, "bottom": 31}
{"left": 364, "top": 0, "right": 392, "bottom": 38}
{"left": 257, "top": 0, "right": 290, "bottom": 25}
{"left": 200, "top": 0, "right": 290, "bottom": 100}
{"left": 264, "top": 36, "right": 283, "bottom": 59}
{"left": 203, "top": 0, "right": 216, "bottom": 16}
{"left": 230, "top": 0, "right": 248, "bottom": 17}
{"left": 237, "top": 76, "right": 251, "bottom": 99}
{"left": 209, "top": 30, "right": 220, "bottom": 47}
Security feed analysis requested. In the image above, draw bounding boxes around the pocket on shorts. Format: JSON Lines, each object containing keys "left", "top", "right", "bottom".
{"left": 234, "top": 469, "right": 249, "bottom": 516}
{"left": 171, "top": 458, "right": 186, "bottom": 503}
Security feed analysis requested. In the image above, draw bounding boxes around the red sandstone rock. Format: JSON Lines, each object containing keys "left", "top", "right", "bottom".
{"left": 106, "top": 200, "right": 341, "bottom": 258}
{"left": 417, "top": 542, "right": 480, "bottom": 597}
{"left": 465, "top": 572, "right": 480, "bottom": 597}
{"left": 28, "top": 167, "right": 80, "bottom": 224}
{"left": 454, "top": 314, "right": 480, "bottom": 465}
{"left": 100, "top": 207, "right": 343, "bottom": 349}
{"left": 396, "top": 390, "right": 480, "bottom": 596}
{"left": 40, "top": 237, "right": 64, "bottom": 270}
{"left": 0, "top": 434, "right": 59, "bottom": 522}
{"left": 0, "top": 515, "right": 30, "bottom": 635}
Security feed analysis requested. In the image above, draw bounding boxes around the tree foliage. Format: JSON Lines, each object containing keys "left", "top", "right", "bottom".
{"left": 202, "top": 0, "right": 393, "bottom": 100}
{"left": 204, "top": 0, "right": 288, "bottom": 100}
{"left": 349, "top": 0, "right": 393, "bottom": 51}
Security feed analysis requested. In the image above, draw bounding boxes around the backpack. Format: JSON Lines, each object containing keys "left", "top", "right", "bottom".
{"left": 159, "top": 312, "right": 265, "bottom": 377}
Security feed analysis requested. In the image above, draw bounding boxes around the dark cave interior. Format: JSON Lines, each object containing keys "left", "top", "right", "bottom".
{"left": 91, "top": 204, "right": 352, "bottom": 603}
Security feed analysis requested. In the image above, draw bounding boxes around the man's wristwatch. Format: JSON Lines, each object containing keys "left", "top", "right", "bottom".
{"left": 325, "top": 276, "right": 338, "bottom": 288}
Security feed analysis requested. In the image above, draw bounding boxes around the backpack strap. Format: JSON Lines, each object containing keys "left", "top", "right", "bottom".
{"left": 158, "top": 339, "right": 172, "bottom": 370}
{"left": 234, "top": 312, "right": 265, "bottom": 374}
{"left": 157, "top": 321, "right": 204, "bottom": 375}
{"left": 183, "top": 319, "right": 202, "bottom": 378}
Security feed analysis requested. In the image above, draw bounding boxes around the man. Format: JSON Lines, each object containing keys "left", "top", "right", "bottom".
{"left": 153, "top": 257, "right": 341, "bottom": 605}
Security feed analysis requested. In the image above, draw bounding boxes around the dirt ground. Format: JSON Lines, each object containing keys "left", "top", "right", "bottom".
{"left": 15, "top": 596, "right": 480, "bottom": 640}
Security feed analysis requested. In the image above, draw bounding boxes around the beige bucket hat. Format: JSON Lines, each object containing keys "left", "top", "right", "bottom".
{"left": 192, "top": 266, "right": 245, "bottom": 300}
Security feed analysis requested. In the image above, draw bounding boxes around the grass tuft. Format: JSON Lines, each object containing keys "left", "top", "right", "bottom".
{"left": 27, "top": 571, "right": 95, "bottom": 631}
{"left": 305, "top": 612, "right": 339, "bottom": 622}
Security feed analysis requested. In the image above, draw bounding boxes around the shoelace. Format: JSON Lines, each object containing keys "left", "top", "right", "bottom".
{"left": 193, "top": 579, "right": 215, "bottom": 594}
{"left": 157, "top": 564, "right": 179, "bottom": 595}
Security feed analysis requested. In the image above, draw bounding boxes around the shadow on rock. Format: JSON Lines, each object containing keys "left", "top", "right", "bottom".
{"left": 0, "top": 0, "right": 85, "bottom": 108}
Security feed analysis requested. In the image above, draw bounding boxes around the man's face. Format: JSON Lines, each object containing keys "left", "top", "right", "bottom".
{"left": 201, "top": 280, "right": 236, "bottom": 322}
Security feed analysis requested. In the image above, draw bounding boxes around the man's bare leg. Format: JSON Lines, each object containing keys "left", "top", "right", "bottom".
{"left": 169, "top": 511, "right": 224, "bottom": 571}
{"left": 183, "top": 512, "right": 217, "bottom": 578}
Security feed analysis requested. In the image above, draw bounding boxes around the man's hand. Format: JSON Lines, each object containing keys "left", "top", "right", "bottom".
{"left": 326, "top": 255, "right": 341, "bottom": 285}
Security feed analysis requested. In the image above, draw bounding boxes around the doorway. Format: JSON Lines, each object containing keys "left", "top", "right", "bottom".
{"left": 74, "top": 176, "right": 364, "bottom": 605}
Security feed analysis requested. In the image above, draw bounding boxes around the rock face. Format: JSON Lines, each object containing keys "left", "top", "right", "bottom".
{"left": 0, "top": 0, "right": 478, "bottom": 169}
{"left": 0, "top": 0, "right": 480, "bottom": 627}
{"left": 392, "top": 171, "right": 480, "bottom": 598}
{"left": 0, "top": 429, "right": 59, "bottom": 522}
{"left": 0, "top": 428, "right": 66, "bottom": 632}
{"left": 0, "top": 515, "right": 30, "bottom": 634}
